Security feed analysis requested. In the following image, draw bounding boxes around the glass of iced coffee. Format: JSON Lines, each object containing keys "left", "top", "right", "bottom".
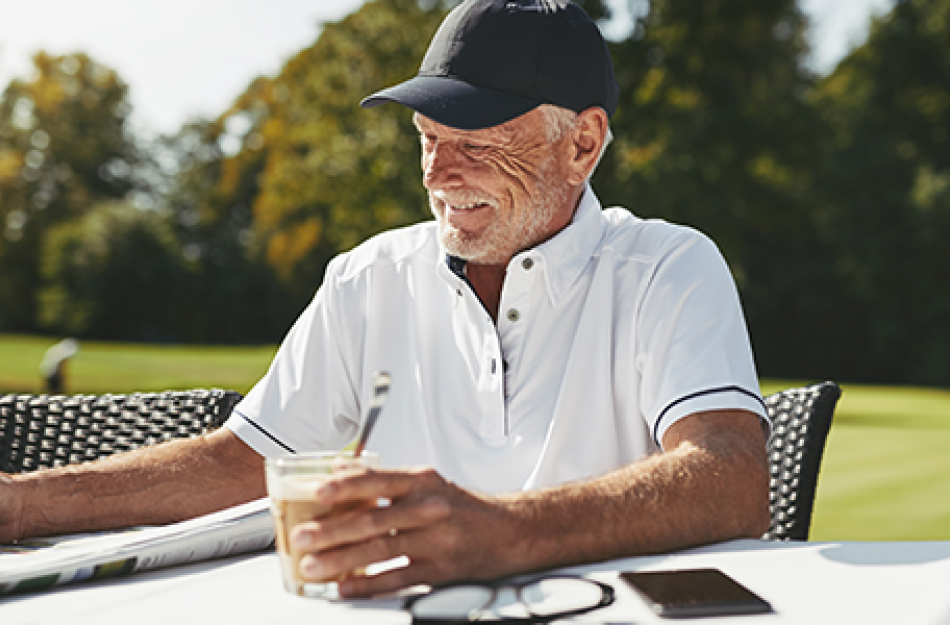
{"left": 265, "top": 450, "right": 380, "bottom": 598}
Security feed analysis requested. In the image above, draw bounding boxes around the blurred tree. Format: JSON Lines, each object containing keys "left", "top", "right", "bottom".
{"left": 142, "top": 0, "right": 459, "bottom": 342}
{"left": 22, "top": 0, "right": 950, "bottom": 390}
{"left": 249, "top": 0, "right": 610, "bottom": 306}
{"left": 0, "top": 52, "right": 143, "bottom": 331}
{"left": 813, "top": 0, "right": 950, "bottom": 384}
{"left": 259, "top": 0, "right": 608, "bottom": 277}
{"left": 154, "top": 82, "right": 291, "bottom": 343}
{"left": 146, "top": 0, "right": 460, "bottom": 342}
{"left": 596, "top": 0, "right": 834, "bottom": 378}
{"left": 39, "top": 201, "right": 184, "bottom": 341}
{"left": 247, "top": 0, "right": 451, "bottom": 306}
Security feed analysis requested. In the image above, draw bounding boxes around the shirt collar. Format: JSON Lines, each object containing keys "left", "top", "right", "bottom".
{"left": 443, "top": 184, "right": 607, "bottom": 307}
{"left": 530, "top": 184, "right": 606, "bottom": 307}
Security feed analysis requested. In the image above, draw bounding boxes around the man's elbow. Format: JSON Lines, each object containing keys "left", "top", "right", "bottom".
{"left": 725, "top": 417, "right": 772, "bottom": 539}
{"left": 731, "top": 455, "right": 772, "bottom": 539}
{"left": 665, "top": 410, "right": 773, "bottom": 541}
{"left": 743, "top": 482, "right": 772, "bottom": 539}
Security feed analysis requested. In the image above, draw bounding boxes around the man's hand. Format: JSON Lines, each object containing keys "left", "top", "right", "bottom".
{"left": 291, "top": 409, "right": 768, "bottom": 599}
{"left": 0, "top": 472, "right": 26, "bottom": 544}
{"left": 290, "top": 467, "right": 521, "bottom": 598}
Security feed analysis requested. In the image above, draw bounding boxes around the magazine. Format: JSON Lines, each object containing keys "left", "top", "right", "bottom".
{"left": 0, "top": 498, "right": 275, "bottom": 596}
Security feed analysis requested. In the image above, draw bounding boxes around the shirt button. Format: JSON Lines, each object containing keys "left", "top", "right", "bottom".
{"left": 506, "top": 309, "right": 520, "bottom": 322}
{"left": 521, "top": 258, "right": 534, "bottom": 271}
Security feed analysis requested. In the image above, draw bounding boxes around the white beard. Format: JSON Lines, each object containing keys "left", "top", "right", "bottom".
{"left": 430, "top": 156, "right": 567, "bottom": 265}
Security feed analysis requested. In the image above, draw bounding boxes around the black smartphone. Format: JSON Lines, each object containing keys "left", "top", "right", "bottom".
{"left": 620, "top": 568, "right": 773, "bottom": 618}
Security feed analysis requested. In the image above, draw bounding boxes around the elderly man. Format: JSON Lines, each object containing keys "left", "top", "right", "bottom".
{"left": 0, "top": 0, "right": 769, "bottom": 598}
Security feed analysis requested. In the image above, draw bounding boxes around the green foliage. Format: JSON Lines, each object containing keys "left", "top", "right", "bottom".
{"left": 811, "top": 0, "right": 950, "bottom": 385}
{"left": 4, "top": 0, "right": 950, "bottom": 388}
{"left": 0, "top": 53, "right": 142, "bottom": 331}
{"left": 597, "top": 0, "right": 837, "bottom": 379}
{"left": 248, "top": 0, "right": 447, "bottom": 296}
{"left": 38, "top": 202, "right": 185, "bottom": 341}
{"left": 156, "top": 110, "right": 292, "bottom": 343}
{"left": 602, "top": 0, "right": 814, "bottom": 237}
{"left": 146, "top": 0, "right": 452, "bottom": 339}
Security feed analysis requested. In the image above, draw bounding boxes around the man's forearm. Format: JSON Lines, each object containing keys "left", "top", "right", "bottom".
{"left": 498, "top": 411, "right": 770, "bottom": 575}
{"left": 7, "top": 428, "right": 266, "bottom": 541}
{"left": 262, "top": 410, "right": 768, "bottom": 598}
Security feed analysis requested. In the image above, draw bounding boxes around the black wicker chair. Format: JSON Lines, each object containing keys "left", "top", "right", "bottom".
{"left": 2, "top": 382, "right": 839, "bottom": 539}
{"left": 762, "top": 381, "right": 841, "bottom": 541}
{"left": 0, "top": 389, "right": 242, "bottom": 474}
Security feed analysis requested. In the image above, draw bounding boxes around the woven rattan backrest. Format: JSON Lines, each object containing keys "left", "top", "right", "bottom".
{"left": 763, "top": 381, "right": 841, "bottom": 541}
{"left": 0, "top": 389, "right": 242, "bottom": 473}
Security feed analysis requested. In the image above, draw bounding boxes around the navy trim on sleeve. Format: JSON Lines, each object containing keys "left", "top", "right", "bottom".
{"left": 234, "top": 410, "right": 296, "bottom": 454}
{"left": 653, "top": 385, "right": 768, "bottom": 447}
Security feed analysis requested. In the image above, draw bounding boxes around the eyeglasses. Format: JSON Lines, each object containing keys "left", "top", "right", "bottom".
{"left": 404, "top": 576, "right": 615, "bottom": 623}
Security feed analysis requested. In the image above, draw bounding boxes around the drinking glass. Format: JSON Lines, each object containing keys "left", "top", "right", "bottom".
{"left": 265, "top": 450, "right": 380, "bottom": 598}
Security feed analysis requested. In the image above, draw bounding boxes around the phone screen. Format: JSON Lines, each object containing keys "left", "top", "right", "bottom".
{"left": 620, "top": 568, "right": 773, "bottom": 618}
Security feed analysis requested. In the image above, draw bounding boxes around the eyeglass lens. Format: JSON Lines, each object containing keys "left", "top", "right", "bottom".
{"left": 410, "top": 577, "right": 608, "bottom": 621}
{"left": 410, "top": 585, "right": 494, "bottom": 620}
{"left": 520, "top": 578, "right": 607, "bottom": 617}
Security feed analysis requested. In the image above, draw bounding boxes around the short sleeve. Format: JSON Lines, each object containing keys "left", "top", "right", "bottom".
{"left": 224, "top": 256, "right": 362, "bottom": 457}
{"left": 636, "top": 229, "right": 768, "bottom": 448}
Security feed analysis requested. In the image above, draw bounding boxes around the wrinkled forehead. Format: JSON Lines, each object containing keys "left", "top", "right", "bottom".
{"left": 412, "top": 110, "right": 541, "bottom": 144}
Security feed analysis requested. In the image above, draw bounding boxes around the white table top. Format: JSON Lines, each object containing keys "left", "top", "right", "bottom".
{"left": 3, "top": 538, "right": 950, "bottom": 624}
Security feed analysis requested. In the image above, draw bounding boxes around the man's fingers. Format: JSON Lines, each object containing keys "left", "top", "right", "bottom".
{"left": 317, "top": 466, "right": 444, "bottom": 503}
{"left": 298, "top": 524, "right": 447, "bottom": 583}
{"left": 286, "top": 465, "right": 499, "bottom": 597}
{"left": 295, "top": 496, "right": 457, "bottom": 584}
{"left": 299, "top": 532, "right": 398, "bottom": 582}
{"left": 292, "top": 494, "right": 450, "bottom": 551}
{"left": 338, "top": 558, "right": 454, "bottom": 599}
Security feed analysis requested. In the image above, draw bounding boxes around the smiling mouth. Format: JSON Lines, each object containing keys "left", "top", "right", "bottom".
{"left": 432, "top": 190, "right": 497, "bottom": 213}
{"left": 450, "top": 201, "right": 491, "bottom": 211}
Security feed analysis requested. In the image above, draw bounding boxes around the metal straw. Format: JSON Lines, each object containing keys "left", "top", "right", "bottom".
{"left": 353, "top": 371, "right": 391, "bottom": 458}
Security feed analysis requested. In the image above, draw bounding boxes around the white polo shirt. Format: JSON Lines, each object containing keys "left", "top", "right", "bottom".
{"left": 226, "top": 187, "right": 767, "bottom": 494}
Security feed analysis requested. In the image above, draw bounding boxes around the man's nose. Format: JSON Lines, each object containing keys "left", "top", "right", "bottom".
{"left": 423, "top": 141, "right": 463, "bottom": 189}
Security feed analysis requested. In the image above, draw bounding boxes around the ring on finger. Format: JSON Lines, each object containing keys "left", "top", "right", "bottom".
{"left": 388, "top": 528, "right": 398, "bottom": 537}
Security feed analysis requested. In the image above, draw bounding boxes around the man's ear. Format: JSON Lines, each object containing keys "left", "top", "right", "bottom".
{"left": 566, "top": 107, "right": 609, "bottom": 185}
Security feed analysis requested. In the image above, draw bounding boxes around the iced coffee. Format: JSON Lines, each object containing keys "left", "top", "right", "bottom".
{"left": 265, "top": 451, "right": 380, "bottom": 597}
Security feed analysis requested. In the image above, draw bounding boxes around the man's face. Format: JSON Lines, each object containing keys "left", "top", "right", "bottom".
{"left": 414, "top": 109, "right": 574, "bottom": 265}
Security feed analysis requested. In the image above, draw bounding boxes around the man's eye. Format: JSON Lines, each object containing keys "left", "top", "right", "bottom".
{"left": 464, "top": 143, "right": 488, "bottom": 154}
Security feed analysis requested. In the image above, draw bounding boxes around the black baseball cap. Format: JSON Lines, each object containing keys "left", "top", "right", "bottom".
{"left": 360, "top": 0, "right": 620, "bottom": 130}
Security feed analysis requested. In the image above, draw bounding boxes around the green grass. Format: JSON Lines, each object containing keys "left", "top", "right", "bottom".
{"left": 807, "top": 383, "right": 950, "bottom": 541}
{"left": 2, "top": 335, "right": 950, "bottom": 541}
{"left": 0, "top": 333, "right": 276, "bottom": 396}
{"left": 762, "top": 379, "right": 950, "bottom": 540}
{"left": 811, "top": 425, "right": 950, "bottom": 540}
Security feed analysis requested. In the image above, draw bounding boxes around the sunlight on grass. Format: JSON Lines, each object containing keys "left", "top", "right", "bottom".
{"left": 0, "top": 333, "right": 276, "bottom": 395}
{"left": 763, "top": 379, "right": 950, "bottom": 541}
{"left": 811, "top": 426, "right": 950, "bottom": 540}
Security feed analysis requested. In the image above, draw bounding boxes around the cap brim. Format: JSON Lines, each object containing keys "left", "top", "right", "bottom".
{"left": 360, "top": 75, "right": 541, "bottom": 131}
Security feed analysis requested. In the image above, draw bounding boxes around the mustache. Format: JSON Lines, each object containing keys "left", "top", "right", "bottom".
{"left": 430, "top": 189, "right": 499, "bottom": 210}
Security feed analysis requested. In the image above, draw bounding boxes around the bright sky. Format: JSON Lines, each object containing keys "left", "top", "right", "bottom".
{"left": 0, "top": 0, "right": 894, "bottom": 137}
